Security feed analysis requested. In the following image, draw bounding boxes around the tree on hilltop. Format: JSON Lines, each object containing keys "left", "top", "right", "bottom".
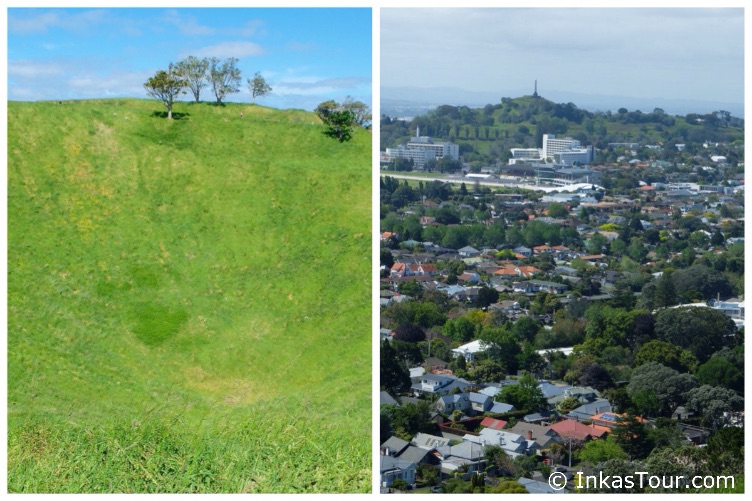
{"left": 144, "top": 64, "right": 185, "bottom": 119}
{"left": 175, "top": 56, "right": 209, "bottom": 102}
{"left": 208, "top": 57, "right": 241, "bottom": 104}
{"left": 248, "top": 72, "right": 272, "bottom": 103}
{"left": 315, "top": 98, "right": 372, "bottom": 142}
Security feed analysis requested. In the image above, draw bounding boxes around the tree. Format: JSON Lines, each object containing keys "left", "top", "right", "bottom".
{"left": 546, "top": 202, "right": 569, "bottom": 218}
{"left": 208, "top": 57, "right": 241, "bottom": 104}
{"left": 633, "top": 339, "right": 697, "bottom": 373}
{"left": 586, "top": 232, "right": 607, "bottom": 255}
{"left": 512, "top": 316, "right": 540, "bottom": 344}
{"left": 653, "top": 272, "right": 677, "bottom": 308}
{"left": 143, "top": 64, "right": 185, "bottom": 119}
{"left": 579, "top": 435, "right": 627, "bottom": 465}
{"left": 626, "top": 362, "right": 698, "bottom": 417}
{"left": 484, "top": 445, "right": 515, "bottom": 476}
{"left": 654, "top": 306, "right": 737, "bottom": 363}
{"left": 579, "top": 363, "right": 613, "bottom": 392}
{"left": 248, "top": 71, "right": 272, "bottom": 102}
{"left": 323, "top": 110, "right": 355, "bottom": 143}
{"left": 443, "top": 316, "right": 476, "bottom": 343}
{"left": 174, "top": 56, "right": 209, "bottom": 102}
{"left": 497, "top": 372, "right": 546, "bottom": 412}
{"left": 685, "top": 385, "right": 743, "bottom": 428}
{"left": 556, "top": 395, "right": 581, "bottom": 413}
{"left": 392, "top": 323, "right": 426, "bottom": 343}
{"left": 466, "top": 358, "right": 505, "bottom": 384}
{"left": 314, "top": 100, "right": 338, "bottom": 121}
{"left": 476, "top": 286, "right": 499, "bottom": 309}
{"left": 342, "top": 96, "right": 372, "bottom": 127}
{"left": 380, "top": 340, "right": 410, "bottom": 395}
{"left": 672, "top": 265, "right": 733, "bottom": 301}
{"left": 611, "top": 414, "right": 653, "bottom": 460}
{"left": 695, "top": 357, "right": 743, "bottom": 392}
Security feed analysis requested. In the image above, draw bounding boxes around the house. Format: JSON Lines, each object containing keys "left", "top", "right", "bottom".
{"left": 408, "top": 366, "right": 425, "bottom": 384}
{"left": 566, "top": 398, "right": 612, "bottom": 421}
{"left": 381, "top": 231, "right": 397, "bottom": 242}
{"left": 380, "top": 391, "right": 400, "bottom": 407}
{"left": 538, "top": 381, "right": 574, "bottom": 399}
{"left": 480, "top": 417, "right": 508, "bottom": 430}
{"left": 458, "top": 246, "right": 481, "bottom": 258}
{"left": 548, "top": 418, "right": 608, "bottom": 442}
{"left": 437, "top": 441, "right": 486, "bottom": 476}
{"left": 458, "top": 271, "right": 481, "bottom": 284}
{"left": 513, "top": 246, "right": 533, "bottom": 257}
{"left": 513, "top": 280, "right": 569, "bottom": 295}
{"left": 590, "top": 412, "right": 647, "bottom": 429}
{"left": 412, "top": 432, "right": 451, "bottom": 450}
{"left": 436, "top": 393, "right": 471, "bottom": 414}
{"left": 465, "top": 428, "right": 539, "bottom": 458}
{"left": 451, "top": 339, "right": 488, "bottom": 363}
{"left": 549, "top": 386, "right": 600, "bottom": 406}
{"left": 510, "top": 422, "right": 560, "bottom": 449}
{"left": 381, "top": 436, "right": 410, "bottom": 457}
{"left": 524, "top": 410, "right": 560, "bottom": 424}
{"left": 397, "top": 445, "right": 442, "bottom": 466}
{"left": 411, "top": 374, "right": 472, "bottom": 396}
{"left": 468, "top": 392, "right": 493, "bottom": 414}
{"left": 380, "top": 455, "right": 416, "bottom": 489}
{"left": 518, "top": 477, "right": 568, "bottom": 494}
{"left": 489, "top": 401, "right": 516, "bottom": 414}
{"left": 490, "top": 300, "right": 521, "bottom": 316}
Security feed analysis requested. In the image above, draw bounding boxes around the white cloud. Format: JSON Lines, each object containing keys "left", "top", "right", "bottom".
{"left": 8, "top": 60, "right": 65, "bottom": 78}
{"left": 9, "top": 9, "right": 109, "bottom": 35}
{"left": 274, "top": 76, "right": 370, "bottom": 96}
{"left": 187, "top": 41, "right": 265, "bottom": 60}
{"left": 235, "top": 19, "right": 265, "bottom": 38}
{"left": 161, "top": 9, "right": 215, "bottom": 37}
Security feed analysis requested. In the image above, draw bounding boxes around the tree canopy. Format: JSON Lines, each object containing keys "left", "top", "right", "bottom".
{"left": 654, "top": 306, "right": 737, "bottom": 363}
{"left": 143, "top": 64, "right": 185, "bottom": 119}
{"left": 248, "top": 71, "right": 272, "bottom": 102}
{"left": 175, "top": 56, "right": 209, "bottom": 102}
{"left": 208, "top": 57, "right": 241, "bottom": 104}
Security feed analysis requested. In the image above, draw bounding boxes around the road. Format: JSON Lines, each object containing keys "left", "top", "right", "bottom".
{"left": 379, "top": 172, "right": 600, "bottom": 193}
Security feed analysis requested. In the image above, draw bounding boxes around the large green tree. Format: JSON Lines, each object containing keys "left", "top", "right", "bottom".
{"left": 143, "top": 64, "right": 185, "bottom": 119}
{"left": 626, "top": 362, "right": 698, "bottom": 417}
{"left": 685, "top": 385, "right": 744, "bottom": 427}
{"left": 654, "top": 306, "right": 737, "bottom": 362}
{"left": 380, "top": 340, "right": 410, "bottom": 395}
{"left": 633, "top": 339, "right": 698, "bottom": 373}
{"left": 497, "top": 372, "right": 546, "bottom": 412}
{"left": 579, "top": 435, "right": 627, "bottom": 465}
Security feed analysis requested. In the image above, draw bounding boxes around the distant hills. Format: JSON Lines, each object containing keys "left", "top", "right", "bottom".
{"left": 382, "top": 85, "right": 744, "bottom": 119}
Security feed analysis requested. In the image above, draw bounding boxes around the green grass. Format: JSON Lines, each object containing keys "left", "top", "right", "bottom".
{"left": 7, "top": 99, "right": 372, "bottom": 492}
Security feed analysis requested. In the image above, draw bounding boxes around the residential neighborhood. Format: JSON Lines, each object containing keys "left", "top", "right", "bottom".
{"left": 379, "top": 101, "right": 744, "bottom": 493}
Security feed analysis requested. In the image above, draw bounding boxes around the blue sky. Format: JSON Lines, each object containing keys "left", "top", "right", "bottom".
{"left": 381, "top": 7, "right": 745, "bottom": 116}
{"left": 7, "top": 7, "right": 372, "bottom": 111}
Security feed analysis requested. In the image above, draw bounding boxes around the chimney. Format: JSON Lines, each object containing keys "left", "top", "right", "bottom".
{"left": 527, "top": 430, "right": 533, "bottom": 441}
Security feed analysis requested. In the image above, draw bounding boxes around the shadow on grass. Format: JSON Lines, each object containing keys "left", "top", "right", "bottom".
{"left": 150, "top": 111, "right": 191, "bottom": 120}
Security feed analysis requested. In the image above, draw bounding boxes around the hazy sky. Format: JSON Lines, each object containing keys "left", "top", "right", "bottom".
{"left": 381, "top": 8, "right": 744, "bottom": 108}
{"left": 7, "top": 7, "right": 372, "bottom": 111}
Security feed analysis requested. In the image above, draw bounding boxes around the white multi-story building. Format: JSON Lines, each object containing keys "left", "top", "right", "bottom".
{"left": 543, "top": 134, "right": 580, "bottom": 159}
{"left": 510, "top": 148, "right": 543, "bottom": 163}
{"left": 384, "top": 128, "right": 459, "bottom": 169}
{"left": 554, "top": 147, "right": 594, "bottom": 165}
{"left": 509, "top": 134, "right": 594, "bottom": 166}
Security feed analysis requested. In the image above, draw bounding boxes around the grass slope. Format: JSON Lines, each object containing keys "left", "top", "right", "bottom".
{"left": 7, "top": 99, "right": 372, "bottom": 492}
